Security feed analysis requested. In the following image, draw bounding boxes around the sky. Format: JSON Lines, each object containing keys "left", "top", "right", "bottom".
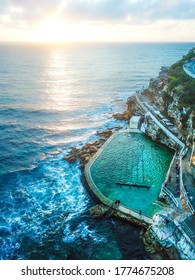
{"left": 0, "top": 0, "right": 195, "bottom": 42}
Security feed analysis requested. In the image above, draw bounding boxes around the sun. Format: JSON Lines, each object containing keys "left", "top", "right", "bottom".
{"left": 30, "top": 17, "right": 105, "bottom": 43}
{"left": 31, "top": 18, "right": 73, "bottom": 43}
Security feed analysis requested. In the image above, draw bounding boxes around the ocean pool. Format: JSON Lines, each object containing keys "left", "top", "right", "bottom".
{"left": 90, "top": 132, "right": 174, "bottom": 218}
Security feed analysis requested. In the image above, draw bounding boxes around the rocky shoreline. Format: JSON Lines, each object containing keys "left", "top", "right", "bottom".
{"left": 64, "top": 128, "right": 115, "bottom": 168}
{"left": 64, "top": 95, "right": 147, "bottom": 163}
{"left": 64, "top": 93, "right": 180, "bottom": 167}
{"left": 64, "top": 97, "right": 140, "bottom": 167}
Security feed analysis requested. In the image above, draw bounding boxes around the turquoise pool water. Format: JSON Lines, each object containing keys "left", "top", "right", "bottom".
{"left": 90, "top": 132, "right": 174, "bottom": 218}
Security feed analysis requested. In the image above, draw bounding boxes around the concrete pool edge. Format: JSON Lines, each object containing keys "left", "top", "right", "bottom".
{"left": 84, "top": 129, "right": 153, "bottom": 226}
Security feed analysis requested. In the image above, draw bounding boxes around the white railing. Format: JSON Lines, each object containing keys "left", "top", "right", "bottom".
{"left": 161, "top": 186, "right": 179, "bottom": 208}
{"left": 179, "top": 157, "right": 195, "bottom": 214}
{"left": 189, "top": 143, "right": 195, "bottom": 168}
{"left": 164, "top": 153, "right": 177, "bottom": 183}
{"left": 181, "top": 221, "right": 195, "bottom": 239}
{"left": 159, "top": 153, "right": 179, "bottom": 207}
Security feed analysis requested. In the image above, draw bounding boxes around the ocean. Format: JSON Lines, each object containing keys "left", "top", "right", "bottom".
{"left": 0, "top": 42, "right": 194, "bottom": 260}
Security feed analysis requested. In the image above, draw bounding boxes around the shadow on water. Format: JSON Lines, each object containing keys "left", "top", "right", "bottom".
{"left": 110, "top": 218, "right": 151, "bottom": 260}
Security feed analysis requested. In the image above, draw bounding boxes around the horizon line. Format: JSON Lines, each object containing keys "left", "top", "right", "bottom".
{"left": 0, "top": 40, "right": 195, "bottom": 44}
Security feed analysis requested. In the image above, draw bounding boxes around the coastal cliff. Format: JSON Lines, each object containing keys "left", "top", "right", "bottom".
{"left": 118, "top": 49, "right": 195, "bottom": 175}
{"left": 145, "top": 49, "right": 195, "bottom": 146}
{"left": 143, "top": 49, "right": 195, "bottom": 177}
{"left": 138, "top": 49, "right": 195, "bottom": 260}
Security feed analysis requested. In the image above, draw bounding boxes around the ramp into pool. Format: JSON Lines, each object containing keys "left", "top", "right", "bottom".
{"left": 84, "top": 130, "right": 174, "bottom": 225}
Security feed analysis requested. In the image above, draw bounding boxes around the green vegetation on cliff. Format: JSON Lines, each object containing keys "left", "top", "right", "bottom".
{"left": 167, "top": 48, "right": 195, "bottom": 110}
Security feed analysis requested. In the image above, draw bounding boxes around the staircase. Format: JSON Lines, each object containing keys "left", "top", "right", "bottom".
{"left": 104, "top": 208, "right": 115, "bottom": 219}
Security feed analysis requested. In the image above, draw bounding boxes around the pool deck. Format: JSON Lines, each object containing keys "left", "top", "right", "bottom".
{"left": 84, "top": 130, "right": 156, "bottom": 226}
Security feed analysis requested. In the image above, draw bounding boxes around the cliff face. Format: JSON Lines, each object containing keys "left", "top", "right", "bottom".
{"left": 145, "top": 49, "right": 195, "bottom": 147}
{"left": 144, "top": 119, "right": 177, "bottom": 151}
{"left": 142, "top": 49, "right": 195, "bottom": 178}
{"left": 150, "top": 211, "right": 195, "bottom": 260}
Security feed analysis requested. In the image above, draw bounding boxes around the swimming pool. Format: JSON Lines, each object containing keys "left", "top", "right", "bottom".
{"left": 90, "top": 132, "right": 174, "bottom": 218}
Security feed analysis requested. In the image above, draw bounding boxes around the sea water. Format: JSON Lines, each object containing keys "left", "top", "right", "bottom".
{"left": 0, "top": 42, "right": 194, "bottom": 259}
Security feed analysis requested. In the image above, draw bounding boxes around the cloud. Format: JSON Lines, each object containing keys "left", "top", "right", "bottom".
{"left": 0, "top": 0, "right": 62, "bottom": 22}
{"left": 60, "top": 0, "right": 195, "bottom": 22}
{"left": 0, "top": 0, "right": 195, "bottom": 42}
{"left": 61, "top": 0, "right": 131, "bottom": 21}
{"left": 1, "top": 0, "right": 195, "bottom": 24}
{"left": 142, "top": 0, "right": 195, "bottom": 21}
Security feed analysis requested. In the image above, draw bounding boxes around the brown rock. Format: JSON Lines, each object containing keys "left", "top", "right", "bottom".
{"left": 84, "top": 156, "right": 90, "bottom": 163}
{"left": 143, "top": 89, "right": 155, "bottom": 99}
{"left": 88, "top": 141, "right": 99, "bottom": 146}
{"left": 113, "top": 109, "right": 132, "bottom": 120}
{"left": 96, "top": 143, "right": 103, "bottom": 148}
{"left": 99, "top": 138, "right": 106, "bottom": 143}
{"left": 84, "top": 143, "right": 91, "bottom": 149}
{"left": 113, "top": 113, "right": 124, "bottom": 120}
{"left": 70, "top": 147, "right": 79, "bottom": 154}
{"left": 64, "top": 154, "right": 77, "bottom": 163}
{"left": 89, "top": 146, "right": 98, "bottom": 153}
{"left": 79, "top": 153, "right": 90, "bottom": 160}
{"left": 124, "top": 109, "right": 132, "bottom": 119}
{"left": 97, "top": 129, "right": 113, "bottom": 138}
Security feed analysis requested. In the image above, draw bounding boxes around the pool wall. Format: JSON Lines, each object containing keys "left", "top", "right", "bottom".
{"left": 84, "top": 130, "right": 153, "bottom": 226}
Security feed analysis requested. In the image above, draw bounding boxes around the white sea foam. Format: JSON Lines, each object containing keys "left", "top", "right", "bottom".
{"left": 63, "top": 222, "right": 107, "bottom": 244}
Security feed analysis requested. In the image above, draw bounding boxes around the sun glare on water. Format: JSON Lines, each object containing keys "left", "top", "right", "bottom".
{"left": 31, "top": 18, "right": 75, "bottom": 43}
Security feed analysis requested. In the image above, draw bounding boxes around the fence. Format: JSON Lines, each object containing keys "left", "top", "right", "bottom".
{"left": 189, "top": 143, "right": 195, "bottom": 168}
{"left": 161, "top": 186, "right": 179, "bottom": 208}
{"left": 160, "top": 153, "right": 179, "bottom": 207}
{"left": 179, "top": 157, "right": 195, "bottom": 214}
